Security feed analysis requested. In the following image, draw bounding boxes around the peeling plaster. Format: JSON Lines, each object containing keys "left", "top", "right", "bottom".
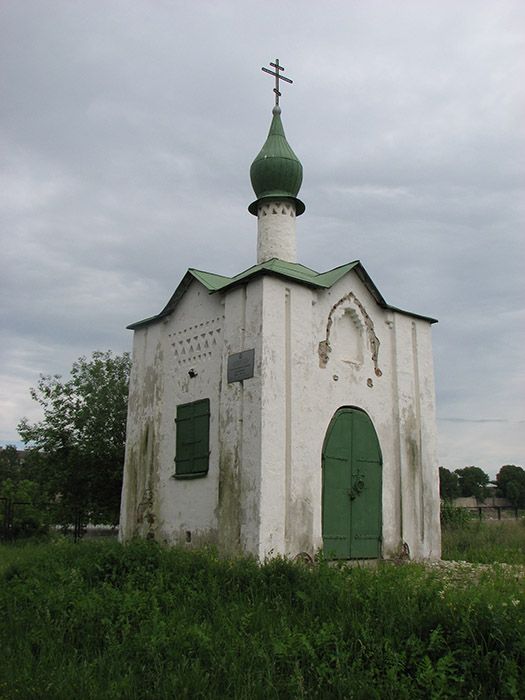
{"left": 318, "top": 291, "right": 382, "bottom": 376}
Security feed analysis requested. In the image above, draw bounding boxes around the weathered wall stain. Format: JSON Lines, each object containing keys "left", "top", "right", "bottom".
{"left": 319, "top": 292, "right": 382, "bottom": 377}
{"left": 124, "top": 341, "right": 163, "bottom": 541}
{"left": 403, "top": 406, "right": 420, "bottom": 476}
{"left": 133, "top": 419, "right": 160, "bottom": 539}
{"left": 288, "top": 497, "right": 314, "bottom": 556}
{"left": 121, "top": 446, "right": 138, "bottom": 539}
{"left": 217, "top": 447, "right": 241, "bottom": 555}
{"left": 123, "top": 340, "right": 164, "bottom": 539}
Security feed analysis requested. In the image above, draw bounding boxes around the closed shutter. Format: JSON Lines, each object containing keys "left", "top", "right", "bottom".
{"left": 174, "top": 399, "right": 210, "bottom": 478}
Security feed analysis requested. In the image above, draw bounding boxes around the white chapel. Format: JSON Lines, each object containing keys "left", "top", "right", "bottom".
{"left": 119, "top": 61, "right": 441, "bottom": 561}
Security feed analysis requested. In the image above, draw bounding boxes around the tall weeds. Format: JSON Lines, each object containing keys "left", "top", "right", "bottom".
{"left": 442, "top": 518, "right": 525, "bottom": 564}
{"left": 1, "top": 539, "right": 524, "bottom": 698}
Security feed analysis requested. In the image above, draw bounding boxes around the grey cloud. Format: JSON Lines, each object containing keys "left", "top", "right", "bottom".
{"left": 0, "top": 0, "right": 523, "bottom": 477}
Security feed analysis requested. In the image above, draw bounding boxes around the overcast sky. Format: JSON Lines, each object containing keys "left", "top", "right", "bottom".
{"left": 1, "top": 0, "right": 523, "bottom": 477}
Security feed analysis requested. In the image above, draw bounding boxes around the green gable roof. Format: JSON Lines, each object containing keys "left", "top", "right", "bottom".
{"left": 127, "top": 258, "right": 437, "bottom": 329}
{"left": 200, "top": 258, "right": 360, "bottom": 292}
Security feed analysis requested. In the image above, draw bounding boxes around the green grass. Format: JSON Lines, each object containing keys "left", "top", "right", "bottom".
{"left": 442, "top": 518, "right": 525, "bottom": 564}
{"left": 1, "top": 539, "right": 524, "bottom": 699}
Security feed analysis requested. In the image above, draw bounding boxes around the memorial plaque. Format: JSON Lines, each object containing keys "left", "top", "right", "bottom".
{"left": 227, "top": 349, "right": 255, "bottom": 383}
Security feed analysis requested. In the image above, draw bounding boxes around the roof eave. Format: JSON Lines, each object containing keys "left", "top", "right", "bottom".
{"left": 384, "top": 304, "right": 438, "bottom": 324}
{"left": 127, "top": 312, "right": 168, "bottom": 331}
{"left": 126, "top": 271, "right": 198, "bottom": 330}
{"left": 353, "top": 262, "right": 387, "bottom": 307}
{"left": 353, "top": 262, "right": 437, "bottom": 324}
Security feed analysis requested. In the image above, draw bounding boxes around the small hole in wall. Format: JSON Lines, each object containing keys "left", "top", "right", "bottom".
{"left": 185, "top": 530, "right": 192, "bottom": 543}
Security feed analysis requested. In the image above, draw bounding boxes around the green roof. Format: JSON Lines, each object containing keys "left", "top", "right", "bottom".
{"left": 196, "top": 258, "right": 359, "bottom": 292}
{"left": 127, "top": 258, "right": 437, "bottom": 330}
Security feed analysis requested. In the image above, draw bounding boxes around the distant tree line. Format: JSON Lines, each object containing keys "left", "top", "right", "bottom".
{"left": 0, "top": 350, "right": 130, "bottom": 538}
{"left": 439, "top": 464, "right": 525, "bottom": 507}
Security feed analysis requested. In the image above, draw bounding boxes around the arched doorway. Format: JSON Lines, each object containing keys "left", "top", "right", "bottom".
{"left": 322, "top": 407, "right": 382, "bottom": 559}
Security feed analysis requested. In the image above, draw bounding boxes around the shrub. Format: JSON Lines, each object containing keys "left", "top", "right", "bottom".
{"left": 440, "top": 500, "right": 470, "bottom": 529}
{"left": 0, "top": 478, "right": 50, "bottom": 539}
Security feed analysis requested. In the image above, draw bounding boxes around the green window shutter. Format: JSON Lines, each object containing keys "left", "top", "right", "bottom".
{"left": 174, "top": 399, "right": 210, "bottom": 479}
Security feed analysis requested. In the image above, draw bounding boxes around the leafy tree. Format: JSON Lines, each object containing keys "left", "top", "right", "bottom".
{"left": 439, "top": 467, "right": 460, "bottom": 500}
{"left": 0, "top": 447, "right": 50, "bottom": 537}
{"left": 0, "top": 445, "right": 21, "bottom": 484}
{"left": 455, "top": 466, "right": 490, "bottom": 501}
{"left": 0, "top": 478, "right": 49, "bottom": 538}
{"left": 18, "top": 351, "right": 130, "bottom": 526}
{"left": 496, "top": 464, "right": 525, "bottom": 508}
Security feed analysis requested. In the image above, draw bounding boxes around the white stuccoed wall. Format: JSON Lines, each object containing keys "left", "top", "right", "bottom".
{"left": 120, "top": 280, "right": 226, "bottom": 543}
{"left": 120, "top": 268, "right": 441, "bottom": 561}
{"left": 215, "top": 280, "right": 264, "bottom": 555}
{"left": 120, "top": 278, "right": 265, "bottom": 553}
{"left": 255, "top": 271, "right": 440, "bottom": 560}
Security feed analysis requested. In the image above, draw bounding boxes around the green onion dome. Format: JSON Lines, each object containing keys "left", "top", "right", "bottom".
{"left": 248, "top": 106, "right": 305, "bottom": 216}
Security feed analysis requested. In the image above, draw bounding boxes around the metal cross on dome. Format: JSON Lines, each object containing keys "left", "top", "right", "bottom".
{"left": 261, "top": 58, "right": 293, "bottom": 107}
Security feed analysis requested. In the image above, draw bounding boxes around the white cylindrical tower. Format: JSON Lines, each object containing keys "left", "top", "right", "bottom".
{"left": 249, "top": 105, "right": 305, "bottom": 264}
{"left": 256, "top": 200, "right": 297, "bottom": 263}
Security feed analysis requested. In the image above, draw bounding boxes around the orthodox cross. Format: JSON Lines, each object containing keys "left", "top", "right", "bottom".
{"left": 261, "top": 58, "right": 293, "bottom": 107}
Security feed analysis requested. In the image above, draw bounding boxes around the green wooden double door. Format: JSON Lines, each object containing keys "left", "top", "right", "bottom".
{"left": 322, "top": 408, "right": 382, "bottom": 559}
